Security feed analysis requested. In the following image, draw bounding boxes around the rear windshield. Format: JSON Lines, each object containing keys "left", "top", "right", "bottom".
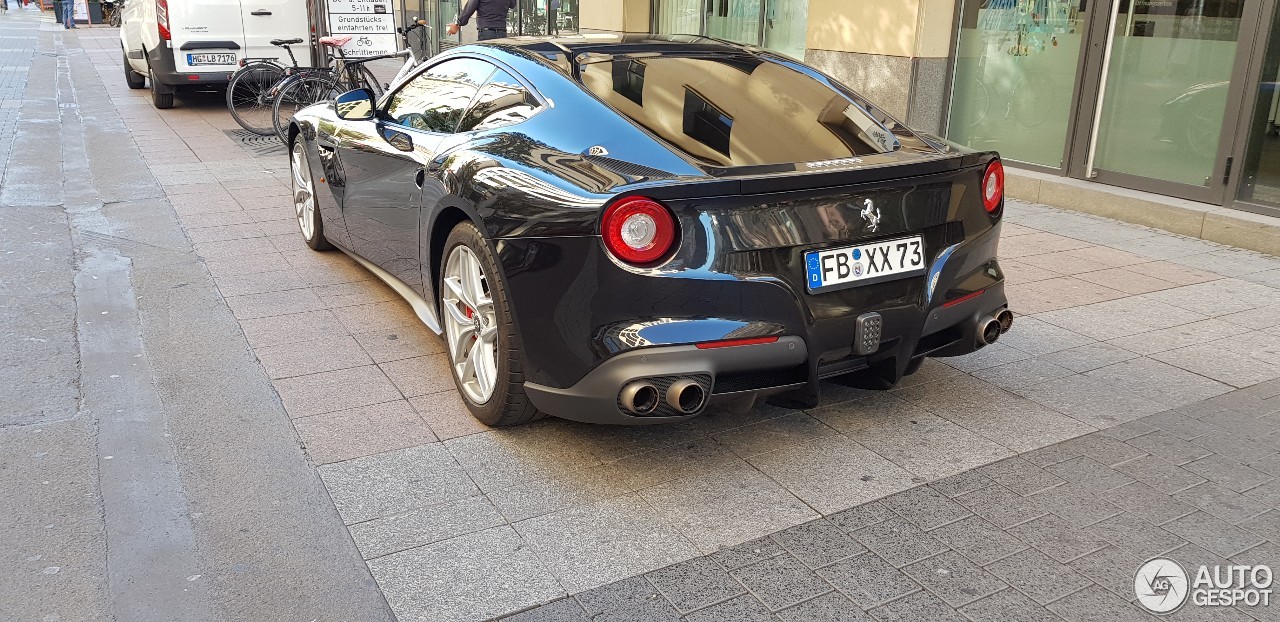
{"left": 575, "top": 53, "right": 899, "bottom": 168}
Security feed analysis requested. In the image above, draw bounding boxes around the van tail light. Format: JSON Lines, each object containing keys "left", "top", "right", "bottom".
{"left": 601, "top": 197, "right": 678, "bottom": 265}
{"left": 156, "top": 0, "right": 171, "bottom": 41}
{"left": 982, "top": 159, "right": 1004, "bottom": 214}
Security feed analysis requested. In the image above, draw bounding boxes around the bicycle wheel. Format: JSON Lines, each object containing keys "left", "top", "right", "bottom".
{"left": 354, "top": 64, "right": 385, "bottom": 98}
{"left": 273, "top": 75, "right": 338, "bottom": 141}
{"left": 227, "top": 63, "right": 286, "bottom": 136}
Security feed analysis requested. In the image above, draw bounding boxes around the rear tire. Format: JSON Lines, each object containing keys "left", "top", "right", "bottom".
{"left": 440, "top": 221, "right": 540, "bottom": 427}
{"left": 273, "top": 75, "right": 334, "bottom": 142}
{"left": 149, "top": 67, "right": 174, "bottom": 109}
{"left": 123, "top": 51, "right": 145, "bottom": 89}
{"left": 227, "top": 63, "right": 286, "bottom": 136}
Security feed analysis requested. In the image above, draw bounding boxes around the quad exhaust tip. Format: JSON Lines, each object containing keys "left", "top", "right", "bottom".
{"left": 619, "top": 382, "right": 659, "bottom": 415}
{"left": 977, "top": 309, "right": 1014, "bottom": 347}
{"left": 996, "top": 309, "right": 1014, "bottom": 334}
{"left": 978, "top": 317, "right": 1002, "bottom": 346}
{"left": 666, "top": 378, "right": 707, "bottom": 415}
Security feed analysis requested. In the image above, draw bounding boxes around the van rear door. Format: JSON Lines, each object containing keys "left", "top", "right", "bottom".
{"left": 169, "top": 0, "right": 245, "bottom": 74}
{"left": 241, "top": 0, "right": 311, "bottom": 65}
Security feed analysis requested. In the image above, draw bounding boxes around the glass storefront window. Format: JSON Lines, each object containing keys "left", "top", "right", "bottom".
{"left": 704, "top": 0, "right": 761, "bottom": 45}
{"left": 763, "top": 0, "right": 807, "bottom": 60}
{"left": 655, "top": 0, "right": 701, "bottom": 35}
{"left": 948, "top": 0, "right": 1089, "bottom": 168}
{"left": 654, "top": 0, "right": 808, "bottom": 60}
{"left": 1091, "top": 0, "right": 1244, "bottom": 188}
{"left": 1237, "top": 11, "right": 1280, "bottom": 208}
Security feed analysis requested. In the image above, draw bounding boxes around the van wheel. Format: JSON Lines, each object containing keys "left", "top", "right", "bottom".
{"left": 124, "top": 51, "right": 145, "bottom": 89}
{"left": 149, "top": 68, "right": 174, "bottom": 109}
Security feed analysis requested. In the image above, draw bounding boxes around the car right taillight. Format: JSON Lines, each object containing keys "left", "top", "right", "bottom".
{"left": 156, "top": 0, "right": 171, "bottom": 41}
{"left": 982, "top": 159, "right": 1004, "bottom": 214}
{"left": 600, "top": 197, "right": 677, "bottom": 265}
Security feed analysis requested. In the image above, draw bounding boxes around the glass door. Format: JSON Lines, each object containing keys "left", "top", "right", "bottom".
{"left": 1230, "top": 0, "right": 1280, "bottom": 213}
{"left": 1085, "top": 0, "right": 1251, "bottom": 203}
{"left": 704, "top": 0, "right": 762, "bottom": 46}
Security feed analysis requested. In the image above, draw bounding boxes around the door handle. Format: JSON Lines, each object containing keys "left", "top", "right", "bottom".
{"left": 251, "top": 9, "right": 272, "bottom": 15}
{"left": 415, "top": 169, "right": 425, "bottom": 188}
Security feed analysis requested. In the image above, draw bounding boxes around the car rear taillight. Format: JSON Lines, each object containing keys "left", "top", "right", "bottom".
{"left": 156, "top": 0, "right": 171, "bottom": 41}
{"left": 601, "top": 197, "right": 677, "bottom": 265}
{"left": 982, "top": 159, "right": 1004, "bottom": 214}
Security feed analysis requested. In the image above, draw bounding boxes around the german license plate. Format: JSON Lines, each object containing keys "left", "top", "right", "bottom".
{"left": 187, "top": 53, "right": 236, "bottom": 66}
{"left": 804, "top": 235, "right": 925, "bottom": 293}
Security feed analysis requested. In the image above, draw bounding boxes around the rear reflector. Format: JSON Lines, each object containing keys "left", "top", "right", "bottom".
{"left": 695, "top": 336, "right": 779, "bottom": 350}
{"left": 942, "top": 289, "right": 986, "bottom": 308}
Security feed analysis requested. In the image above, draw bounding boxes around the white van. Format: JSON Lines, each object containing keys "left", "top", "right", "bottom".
{"left": 120, "top": 0, "right": 310, "bottom": 109}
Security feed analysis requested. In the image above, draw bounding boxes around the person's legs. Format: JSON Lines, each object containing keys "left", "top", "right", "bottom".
{"left": 63, "top": 1, "right": 75, "bottom": 27}
{"left": 477, "top": 29, "right": 506, "bottom": 41}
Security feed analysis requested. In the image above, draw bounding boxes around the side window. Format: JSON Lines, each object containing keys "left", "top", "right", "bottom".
{"left": 457, "top": 69, "right": 540, "bottom": 132}
{"left": 383, "top": 58, "right": 495, "bottom": 133}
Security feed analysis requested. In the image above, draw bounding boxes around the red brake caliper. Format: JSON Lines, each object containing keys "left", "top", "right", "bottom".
{"left": 464, "top": 306, "right": 477, "bottom": 342}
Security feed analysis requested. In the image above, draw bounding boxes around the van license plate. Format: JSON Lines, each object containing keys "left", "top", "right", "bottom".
{"left": 804, "top": 235, "right": 925, "bottom": 293}
{"left": 188, "top": 53, "right": 236, "bottom": 66}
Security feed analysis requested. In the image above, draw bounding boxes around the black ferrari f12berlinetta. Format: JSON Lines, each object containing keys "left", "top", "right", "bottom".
{"left": 286, "top": 34, "right": 1011, "bottom": 426}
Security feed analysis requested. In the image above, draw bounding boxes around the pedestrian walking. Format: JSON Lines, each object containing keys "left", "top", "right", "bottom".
{"left": 446, "top": 0, "right": 515, "bottom": 41}
{"left": 62, "top": 0, "right": 77, "bottom": 28}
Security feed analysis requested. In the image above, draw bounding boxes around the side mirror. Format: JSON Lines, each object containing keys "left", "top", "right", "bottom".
{"left": 381, "top": 126, "right": 414, "bottom": 152}
{"left": 334, "top": 88, "right": 375, "bottom": 121}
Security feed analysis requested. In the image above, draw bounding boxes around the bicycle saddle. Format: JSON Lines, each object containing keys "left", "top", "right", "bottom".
{"left": 319, "top": 35, "right": 352, "bottom": 47}
{"left": 270, "top": 38, "right": 304, "bottom": 46}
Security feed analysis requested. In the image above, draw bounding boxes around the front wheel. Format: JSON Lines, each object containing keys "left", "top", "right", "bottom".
{"left": 227, "top": 63, "right": 286, "bottom": 136}
{"left": 289, "top": 138, "right": 332, "bottom": 251}
{"left": 440, "top": 222, "right": 540, "bottom": 427}
{"left": 273, "top": 75, "right": 335, "bottom": 142}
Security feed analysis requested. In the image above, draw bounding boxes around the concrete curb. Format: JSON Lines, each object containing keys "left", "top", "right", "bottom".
{"left": 1007, "top": 167, "right": 1280, "bottom": 257}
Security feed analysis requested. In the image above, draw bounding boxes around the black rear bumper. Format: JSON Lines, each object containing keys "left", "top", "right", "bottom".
{"left": 522, "top": 283, "right": 1008, "bottom": 425}
{"left": 146, "top": 44, "right": 231, "bottom": 86}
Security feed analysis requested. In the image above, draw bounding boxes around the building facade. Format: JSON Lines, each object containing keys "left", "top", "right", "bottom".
{"left": 389, "top": 0, "right": 1280, "bottom": 217}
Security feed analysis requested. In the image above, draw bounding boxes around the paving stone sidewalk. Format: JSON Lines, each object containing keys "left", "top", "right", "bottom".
{"left": 67, "top": 24, "right": 1280, "bottom": 622}
{"left": 510, "top": 384, "right": 1280, "bottom": 621}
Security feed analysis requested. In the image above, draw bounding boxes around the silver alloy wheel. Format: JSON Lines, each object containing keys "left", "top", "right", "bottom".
{"left": 291, "top": 140, "right": 316, "bottom": 241}
{"left": 442, "top": 245, "right": 498, "bottom": 404}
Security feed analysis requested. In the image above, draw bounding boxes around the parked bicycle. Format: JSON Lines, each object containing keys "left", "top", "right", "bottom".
{"left": 226, "top": 38, "right": 310, "bottom": 136}
{"left": 269, "top": 37, "right": 401, "bottom": 140}
{"left": 104, "top": 0, "right": 124, "bottom": 27}
{"left": 270, "top": 20, "right": 432, "bottom": 140}
{"left": 226, "top": 20, "right": 430, "bottom": 138}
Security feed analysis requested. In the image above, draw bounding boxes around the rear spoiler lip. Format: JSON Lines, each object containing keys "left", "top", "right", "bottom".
{"left": 618, "top": 151, "right": 994, "bottom": 202}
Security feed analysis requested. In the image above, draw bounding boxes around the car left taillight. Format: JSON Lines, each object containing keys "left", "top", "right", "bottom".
{"left": 156, "top": 0, "right": 171, "bottom": 41}
{"left": 600, "top": 196, "right": 678, "bottom": 265}
{"left": 982, "top": 159, "right": 1004, "bottom": 214}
